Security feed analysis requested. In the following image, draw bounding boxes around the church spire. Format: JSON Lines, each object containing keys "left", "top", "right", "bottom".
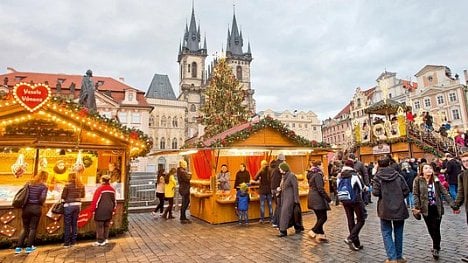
{"left": 227, "top": 11, "right": 243, "bottom": 55}
{"left": 186, "top": 5, "right": 200, "bottom": 51}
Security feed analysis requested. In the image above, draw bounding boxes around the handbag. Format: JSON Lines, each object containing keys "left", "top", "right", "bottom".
{"left": 51, "top": 202, "right": 64, "bottom": 214}
{"left": 12, "top": 184, "right": 29, "bottom": 208}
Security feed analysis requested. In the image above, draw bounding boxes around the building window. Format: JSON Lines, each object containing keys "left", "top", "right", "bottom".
{"left": 101, "top": 111, "right": 112, "bottom": 119}
{"left": 298, "top": 123, "right": 302, "bottom": 128}
{"left": 188, "top": 64, "right": 190, "bottom": 73}
{"left": 437, "top": 95, "right": 444, "bottom": 104}
{"left": 313, "top": 127, "right": 317, "bottom": 131}
{"left": 153, "top": 137, "right": 158, "bottom": 149}
{"left": 161, "top": 116, "right": 167, "bottom": 127}
{"left": 190, "top": 104, "right": 196, "bottom": 112}
{"left": 452, "top": 109, "right": 460, "bottom": 120}
{"left": 388, "top": 93, "right": 392, "bottom": 98}
{"left": 449, "top": 92, "right": 457, "bottom": 102}
{"left": 191, "top": 62, "right": 197, "bottom": 78}
{"left": 160, "top": 137, "right": 166, "bottom": 149}
{"left": 149, "top": 116, "right": 154, "bottom": 127}
{"left": 305, "top": 124, "right": 308, "bottom": 128}
{"left": 357, "top": 98, "right": 361, "bottom": 107}
{"left": 236, "top": 66, "right": 242, "bottom": 81}
{"left": 424, "top": 98, "right": 431, "bottom": 108}
{"left": 132, "top": 113, "right": 141, "bottom": 124}
{"left": 414, "top": 101, "right": 420, "bottom": 110}
{"left": 128, "top": 92, "right": 134, "bottom": 101}
{"left": 292, "top": 123, "right": 295, "bottom": 128}
{"left": 172, "top": 117, "right": 178, "bottom": 127}
{"left": 118, "top": 112, "right": 127, "bottom": 123}
{"left": 172, "top": 138, "right": 178, "bottom": 149}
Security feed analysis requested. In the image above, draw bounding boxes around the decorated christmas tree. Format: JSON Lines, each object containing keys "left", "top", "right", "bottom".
{"left": 201, "top": 58, "right": 250, "bottom": 138}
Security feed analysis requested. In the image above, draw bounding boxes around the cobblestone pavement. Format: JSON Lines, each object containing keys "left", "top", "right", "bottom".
{"left": 0, "top": 202, "right": 466, "bottom": 263}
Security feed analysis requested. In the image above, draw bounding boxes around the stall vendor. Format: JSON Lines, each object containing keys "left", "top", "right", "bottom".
{"left": 234, "top": 163, "right": 251, "bottom": 189}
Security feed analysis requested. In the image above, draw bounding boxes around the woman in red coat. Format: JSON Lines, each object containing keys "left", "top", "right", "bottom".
{"left": 90, "top": 174, "right": 116, "bottom": 246}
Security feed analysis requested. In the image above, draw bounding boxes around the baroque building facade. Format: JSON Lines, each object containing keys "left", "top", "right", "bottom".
{"left": 410, "top": 65, "right": 468, "bottom": 129}
{"left": 259, "top": 109, "right": 322, "bottom": 142}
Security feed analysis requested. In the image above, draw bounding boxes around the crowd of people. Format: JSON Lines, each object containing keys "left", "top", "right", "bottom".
{"left": 14, "top": 170, "right": 117, "bottom": 254}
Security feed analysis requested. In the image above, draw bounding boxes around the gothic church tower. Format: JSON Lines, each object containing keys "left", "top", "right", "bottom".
{"left": 225, "top": 12, "right": 255, "bottom": 114}
{"left": 177, "top": 6, "right": 207, "bottom": 138}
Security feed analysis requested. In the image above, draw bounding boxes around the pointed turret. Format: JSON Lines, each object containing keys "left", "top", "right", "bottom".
{"left": 247, "top": 42, "right": 251, "bottom": 54}
{"left": 203, "top": 35, "right": 207, "bottom": 50}
{"left": 227, "top": 13, "right": 243, "bottom": 55}
{"left": 186, "top": 6, "right": 200, "bottom": 51}
{"left": 178, "top": 5, "right": 207, "bottom": 62}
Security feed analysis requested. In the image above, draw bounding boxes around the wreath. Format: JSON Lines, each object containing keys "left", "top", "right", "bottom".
{"left": 53, "top": 160, "right": 67, "bottom": 174}
{"left": 82, "top": 155, "right": 93, "bottom": 168}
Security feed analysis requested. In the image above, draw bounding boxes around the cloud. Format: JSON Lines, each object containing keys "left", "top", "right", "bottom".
{"left": 0, "top": 0, "right": 467, "bottom": 121}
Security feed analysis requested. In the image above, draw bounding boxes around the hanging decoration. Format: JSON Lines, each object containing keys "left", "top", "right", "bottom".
{"left": 12, "top": 83, "right": 51, "bottom": 112}
{"left": 53, "top": 160, "right": 67, "bottom": 174}
{"left": 397, "top": 107, "right": 406, "bottom": 137}
{"left": 11, "top": 154, "right": 27, "bottom": 178}
{"left": 39, "top": 157, "right": 48, "bottom": 171}
{"left": 73, "top": 150, "right": 85, "bottom": 173}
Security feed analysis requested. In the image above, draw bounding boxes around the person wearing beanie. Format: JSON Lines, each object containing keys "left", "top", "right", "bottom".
{"left": 254, "top": 160, "right": 272, "bottom": 223}
{"left": 236, "top": 183, "right": 250, "bottom": 225}
{"left": 277, "top": 162, "right": 303, "bottom": 237}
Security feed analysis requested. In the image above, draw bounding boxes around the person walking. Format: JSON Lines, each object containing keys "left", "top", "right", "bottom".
{"left": 349, "top": 154, "right": 370, "bottom": 205}
{"left": 90, "top": 174, "right": 116, "bottom": 247}
{"left": 162, "top": 168, "right": 177, "bottom": 219}
{"left": 152, "top": 169, "right": 165, "bottom": 217}
{"left": 277, "top": 162, "right": 302, "bottom": 237}
{"left": 15, "top": 171, "right": 48, "bottom": 254}
{"left": 413, "top": 164, "right": 457, "bottom": 260}
{"left": 254, "top": 160, "right": 272, "bottom": 223}
{"left": 372, "top": 158, "right": 409, "bottom": 263}
{"left": 307, "top": 160, "right": 331, "bottom": 242}
{"left": 453, "top": 152, "right": 468, "bottom": 262}
{"left": 270, "top": 154, "right": 285, "bottom": 227}
{"left": 61, "top": 172, "right": 85, "bottom": 248}
{"left": 446, "top": 154, "right": 462, "bottom": 199}
{"left": 177, "top": 160, "right": 192, "bottom": 224}
{"left": 338, "top": 160, "right": 366, "bottom": 251}
{"left": 401, "top": 162, "right": 416, "bottom": 208}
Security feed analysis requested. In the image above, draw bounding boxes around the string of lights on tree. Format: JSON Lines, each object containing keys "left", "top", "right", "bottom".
{"left": 200, "top": 58, "right": 251, "bottom": 139}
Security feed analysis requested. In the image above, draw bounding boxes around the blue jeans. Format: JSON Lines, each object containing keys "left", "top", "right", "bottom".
{"left": 449, "top": 184, "right": 458, "bottom": 200}
{"left": 64, "top": 205, "right": 81, "bottom": 245}
{"left": 380, "top": 219, "right": 405, "bottom": 260}
{"left": 259, "top": 194, "right": 273, "bottom": 221}
{"left": 238, "top": 210, "right": 248, "bottom": 224}
{"left": 405, "top": 192, "right": 414, "bottom": 208}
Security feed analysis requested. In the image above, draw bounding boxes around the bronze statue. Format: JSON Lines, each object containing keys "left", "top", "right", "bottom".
{"left": 79, "top": 69, "right": 97, "bottom": 112}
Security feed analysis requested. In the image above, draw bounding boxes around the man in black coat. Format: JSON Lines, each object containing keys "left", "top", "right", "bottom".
{"left": 446, "top": 154, "right": 462, "bottom": 199}
{"left": 177, "top": 160, "right": 192, "bottom": 224}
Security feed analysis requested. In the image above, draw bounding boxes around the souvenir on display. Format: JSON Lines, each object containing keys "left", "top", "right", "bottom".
{"left": 39, "top": 157, "right": 48, "bottom": 171}
{"left": 11, "top": 154, "right": 27, "bottom": 178}
{"left": 53, "top": 160, "right": 67, "bottom": 174}
{"left": 73, "top": 151, "right": 85, "bottom": 173}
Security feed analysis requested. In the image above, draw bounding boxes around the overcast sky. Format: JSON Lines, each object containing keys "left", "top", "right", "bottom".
{"left": 1, "top": 0, "right": 467, "bottom": 120}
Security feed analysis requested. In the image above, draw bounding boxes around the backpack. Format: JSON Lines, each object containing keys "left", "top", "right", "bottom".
{"left": 337, "top": 176, "right": 358, "bottom": 203}
{"left": 12, "top": 183, "right": 29, "bottom": 208}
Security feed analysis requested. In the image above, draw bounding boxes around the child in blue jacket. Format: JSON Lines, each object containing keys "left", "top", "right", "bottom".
{"left": 236, "top": 183, "right": 250, "bottom": 225}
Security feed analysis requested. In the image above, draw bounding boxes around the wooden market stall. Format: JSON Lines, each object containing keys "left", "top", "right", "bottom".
{"left": 0, "top": 82, "right": 151, "bottom": 245}
{"left": 185, "top": 117, "right": 332, "bottom": 224}
{"left": 353, "top": 98, "right": 454, "bottom": 163}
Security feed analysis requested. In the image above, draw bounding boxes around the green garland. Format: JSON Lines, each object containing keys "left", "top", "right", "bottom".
{"left": 186, "top": 116, "right": 330, "bottom": 149}
{"left": 355, "top": 137, "right": 442, "bottom": 157}
{"left": 50, "top": 96, "right": 153, "bottom": 156}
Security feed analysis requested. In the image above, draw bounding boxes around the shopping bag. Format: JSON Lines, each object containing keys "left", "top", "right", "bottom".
{"left": 12, "top": 184, "right": 29, "bottom": 208}
{"left": 51, "top": 202, "right": 64, "bottom": 214}
{"left": 77, "top": 206, "right": 93, "bottom": 228}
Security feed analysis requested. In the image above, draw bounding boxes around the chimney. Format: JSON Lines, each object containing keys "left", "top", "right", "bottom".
{"left": 6, "top": 67, "right": 16, "bottom": 73}
{"left": 119, "top": 77, "right": 125, "bottom": 82}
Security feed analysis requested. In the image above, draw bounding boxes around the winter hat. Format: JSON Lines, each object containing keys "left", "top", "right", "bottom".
{"left": 277, "top": 153, "right": 286, "bottom": 161}
{"left": 239, "top": 182, "right": 248, "bottom": 192}
{"left": 279, "top": 162, "right": 290, "bottom": 172}
{"left": 344, "top": 160, "right": 354, "bottom": 168}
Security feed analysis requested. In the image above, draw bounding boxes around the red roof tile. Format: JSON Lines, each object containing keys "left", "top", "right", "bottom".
{"left": 0, "top": 69, "right": 149, "bottom": 107}
{"left": 334, "top": 102, "right": 351, "bottom": 119}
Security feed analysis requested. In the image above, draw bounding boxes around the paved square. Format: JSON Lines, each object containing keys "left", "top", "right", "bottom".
{"left": 0, "top": 202, "right": 466, "bottom": 262}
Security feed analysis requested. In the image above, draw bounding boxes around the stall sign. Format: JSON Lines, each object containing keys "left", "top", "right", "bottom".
{"left": 13, "top": 83, "right": 51, "bottom": 112}
{"left": 372, "top": 144, "right": 390, "bottom": 154}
